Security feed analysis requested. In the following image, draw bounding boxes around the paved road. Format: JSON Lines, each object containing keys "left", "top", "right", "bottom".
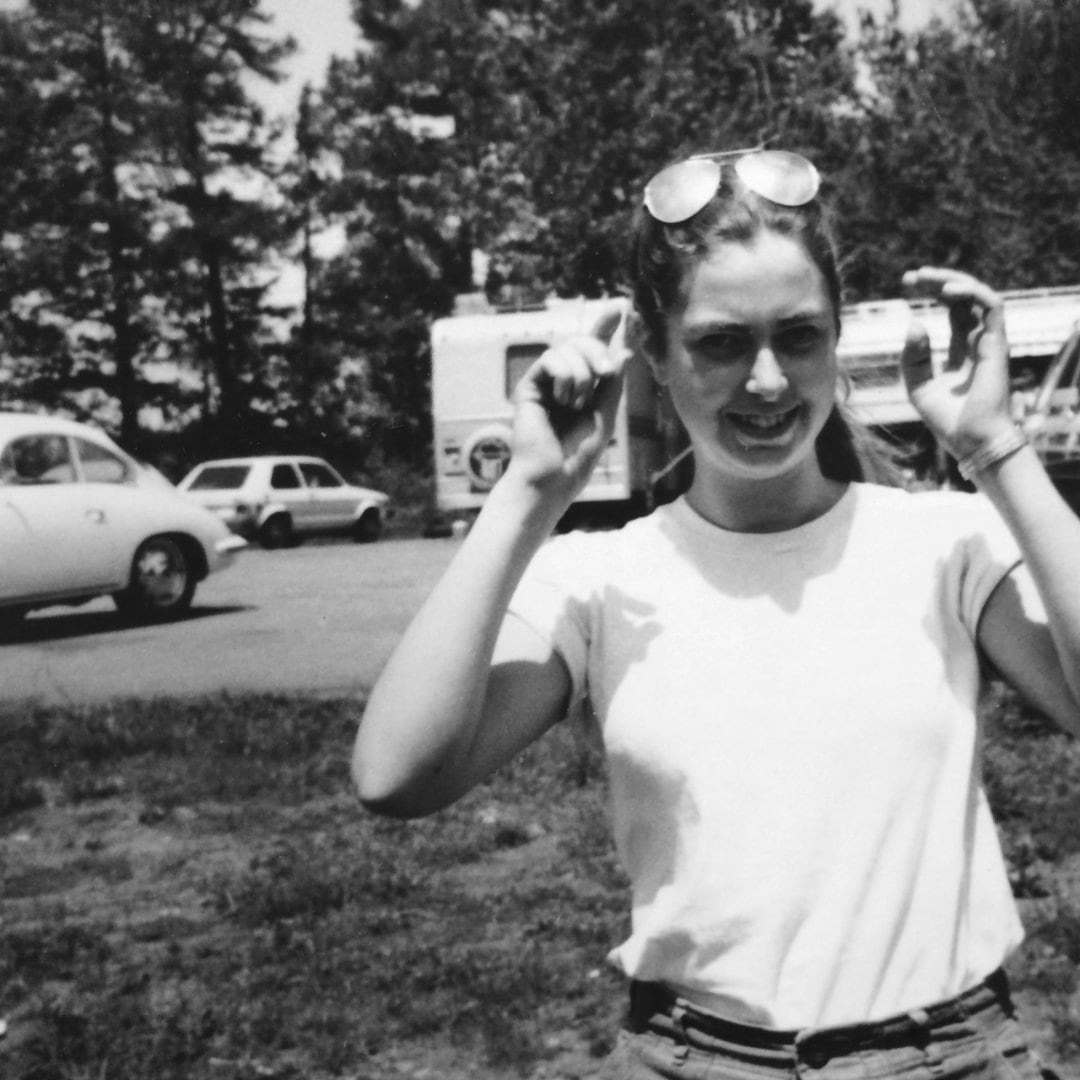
{"left": 0, "top": 538, "right": 458, "bottom": 704}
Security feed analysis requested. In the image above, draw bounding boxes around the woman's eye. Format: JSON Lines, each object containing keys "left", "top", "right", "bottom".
{"left": 695, "top": 333, "right": 751, "bottom": 362}
{"left": 778, "top": 325, "right": 823, "bottom": 353}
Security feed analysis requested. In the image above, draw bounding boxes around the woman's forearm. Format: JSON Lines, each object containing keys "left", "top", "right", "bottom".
{"left": 352, "top": 476, "right": 567, "bottom": 815}
{"left": 975, "top": 442, "right": 1080, "bottom": 713}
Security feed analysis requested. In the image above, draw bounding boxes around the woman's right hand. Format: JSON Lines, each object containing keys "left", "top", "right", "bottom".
{"left": 505, "top": 305, "right": 630, "bottom": 507}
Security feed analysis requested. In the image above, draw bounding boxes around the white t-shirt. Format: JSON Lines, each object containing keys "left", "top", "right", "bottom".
{"left": 507, "top": 483, "right": 1026, "bottom": 1028}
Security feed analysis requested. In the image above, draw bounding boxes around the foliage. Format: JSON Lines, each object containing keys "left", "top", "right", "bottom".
{"left": 840, "top": 0, "right": 1080, "bottom": 299}
{"left": 309, "top": 0, "right": 859, "bottom": 468}
{"left": 5, "top": 0, "right": 1080, "bottom": 470}
{"left": 0, "top": 0, "right": 295, "bottom": 455}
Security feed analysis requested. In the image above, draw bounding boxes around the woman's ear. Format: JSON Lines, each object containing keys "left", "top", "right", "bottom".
{"left": 627, "top": 310, "right": 670, "bottom": 386}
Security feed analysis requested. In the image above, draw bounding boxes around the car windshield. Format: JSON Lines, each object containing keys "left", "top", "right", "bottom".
{"left": 187, "top": 465, "right": 251, "bottom": 490}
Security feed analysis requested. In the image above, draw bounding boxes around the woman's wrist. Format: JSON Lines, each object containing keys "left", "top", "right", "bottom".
{"left": 481, "top": 469, "right": 574, "bottom": 535}
{"left": 951, "top": 425, "right": 1030, "bottom": 482}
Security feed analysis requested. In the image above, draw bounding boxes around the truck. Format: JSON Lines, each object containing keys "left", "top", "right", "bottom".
{"left": 431, "top": 286, "right": 1080, "bottom": 523}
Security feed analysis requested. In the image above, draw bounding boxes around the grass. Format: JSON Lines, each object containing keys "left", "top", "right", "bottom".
{"left": 1, "top": 688, "right": 1080, "bottom": 1078}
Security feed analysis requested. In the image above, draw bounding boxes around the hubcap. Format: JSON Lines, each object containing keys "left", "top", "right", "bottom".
{"left": 136, "top": 543, "right": 186, "bottom": 607}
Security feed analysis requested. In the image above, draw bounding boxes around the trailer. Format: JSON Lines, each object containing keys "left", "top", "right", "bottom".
{"left": 1019, "top": 319, "right": 1080, "bottom": 511}
{"left": 431, "top": 286, "right": 1080, "bottom": 521}
{"left": 839, "top": 285, "right": 1080, "bottom": 430}
{"left": 431, "top": 297, "right": 672, "bottom": 523}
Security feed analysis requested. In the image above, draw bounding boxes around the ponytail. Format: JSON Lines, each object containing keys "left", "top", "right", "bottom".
{"left": 816, "top": 402, "right": 905, "bottom": 486}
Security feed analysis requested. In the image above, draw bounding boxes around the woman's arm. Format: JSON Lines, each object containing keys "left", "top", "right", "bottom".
{"left": 353, "top": 310, "right": 628, "bottom": 817}
{"left": 900, "top": 268, "right": 1080, "bottom": 734}
{"left": 973, "top": 452, "right": 1080, "bottom": 736}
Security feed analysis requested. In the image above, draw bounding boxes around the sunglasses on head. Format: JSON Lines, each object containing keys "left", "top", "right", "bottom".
{"left": 643, "top": 148, "right": 821, "bottom": 225}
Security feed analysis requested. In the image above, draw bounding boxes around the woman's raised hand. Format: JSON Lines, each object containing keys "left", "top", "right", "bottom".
{"left": 506, "top": 304, "right": 630, "bottom": 507}
{"left": 899, "top": 267, "right": 1015, "bottom": 458}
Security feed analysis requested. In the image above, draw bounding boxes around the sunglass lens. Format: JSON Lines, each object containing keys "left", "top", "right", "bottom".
{"left": 643, "top": 158, "right": 722, "bottom": 224}
{"left": 733, "top": 151, "right": 820, "bottom": 207}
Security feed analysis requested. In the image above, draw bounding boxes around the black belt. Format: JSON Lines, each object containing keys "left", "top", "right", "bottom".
{"left": 629, "top": 968, "right": 1012, "bottom": 1065}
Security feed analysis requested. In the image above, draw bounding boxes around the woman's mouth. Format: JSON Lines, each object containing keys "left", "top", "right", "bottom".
{"left": 726, "top": 406, "right": 802, "bottom": 447}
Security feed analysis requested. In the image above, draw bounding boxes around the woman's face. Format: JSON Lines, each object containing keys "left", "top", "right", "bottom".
{"left": 653, "top": 230, "right": 839, "bottom": 490}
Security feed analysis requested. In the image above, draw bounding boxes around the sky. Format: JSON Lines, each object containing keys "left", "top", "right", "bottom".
{"left": 257, "top": 0, "right": 361, "bottom": 119}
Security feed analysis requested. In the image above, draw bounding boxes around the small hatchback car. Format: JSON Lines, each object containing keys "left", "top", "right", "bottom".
{"left": 0, "top": 412, "right": 246, "bottom": 629}
{"left": 178, "top": 456, "right": 390, "bottom": 548}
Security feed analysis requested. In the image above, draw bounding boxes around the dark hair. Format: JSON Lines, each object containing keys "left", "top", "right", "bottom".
{"left": 629, "top": 167, "right": 901, "bottom": 485}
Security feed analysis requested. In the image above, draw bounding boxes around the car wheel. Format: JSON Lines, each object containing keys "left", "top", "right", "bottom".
{"left": 353, "top": 509, "right": 382, "bottom": 543}
{"left": 114, "top": 536, "right": 195, "bottom": 620}
{"left": 259, "top": 514, "right": 293, "bottom": 549}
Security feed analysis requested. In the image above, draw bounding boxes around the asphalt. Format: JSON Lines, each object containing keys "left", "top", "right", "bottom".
{"left": 0, "top": 537, "right": 458, "bottom": 705}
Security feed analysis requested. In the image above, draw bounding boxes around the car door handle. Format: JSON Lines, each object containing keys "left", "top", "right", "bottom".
{"left": 85, "top": 508, "right": 106, "bottom": 524}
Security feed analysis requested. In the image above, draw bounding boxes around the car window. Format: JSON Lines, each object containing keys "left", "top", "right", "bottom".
{"left": 270, "top": 463, "right": 302, "bottom": 489}
{"left": 75, "top": 437, "right": 131, "bottom": 484}
{"left": 298, "top": 462, "right": 343, "bottom": 488}
{"left": 1, "top": 434, "right": 76, "bottom": 485}
{"left": 187, "top": 465, "right": 251, "bottom": 491}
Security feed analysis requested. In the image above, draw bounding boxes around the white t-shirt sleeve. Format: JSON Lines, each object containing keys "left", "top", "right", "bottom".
{"left": 506, "top": 532, "right": 596, "bottom": 706}
{"left": 952, "top": 494, "right": 1026, "bottom": 636}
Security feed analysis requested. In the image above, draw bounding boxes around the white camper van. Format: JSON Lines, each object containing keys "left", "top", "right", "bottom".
{"left": 431, "top": 286, "right": 1080, "bottom": 521}
{"left": 431, "top": 297, "right": 673, "bottom": 523}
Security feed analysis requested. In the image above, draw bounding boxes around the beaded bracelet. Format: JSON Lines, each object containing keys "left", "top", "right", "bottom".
{"left": 955, "top": 427, "right": 1029, "bottom": 482}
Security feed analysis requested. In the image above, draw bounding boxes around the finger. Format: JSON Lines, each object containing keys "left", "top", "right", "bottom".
{"left": 593, "top": 359, "right": 627, "bottom": 431}
{"left": 937, "top": 282, "right": 1007, "bottom": 372}
{"left": 899, "top": 318, "right": 934, "bottom": 396}
{"left": 902, "top": 266, "right": 954, "bottom": 300}
{"left": 903, "top": 267, "right": 1004, "bottom": 370}
{"left": 902, "top": 266, "right": 1003, "bottom": 318}
{"left": 901, "top": 266, "right": 974, "bottom": 301}
{"left": 543, "top": 343, "right": 600, "bottom": 411}
{"left": 940, "top": 278, "right": 1006, "bottom": 338}
{"left": 590, "top": 302, "right": 628, "bottom": 347}
{"left": 946, "top": 301, "right": 977, "bottom": 371}
{"left": 936, "top": 274, "right": 1000, "bottom": 308}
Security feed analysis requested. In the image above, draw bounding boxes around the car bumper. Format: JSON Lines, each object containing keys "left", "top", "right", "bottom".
{"left": 213, "top": 533, "right": 248, "bottom": 567}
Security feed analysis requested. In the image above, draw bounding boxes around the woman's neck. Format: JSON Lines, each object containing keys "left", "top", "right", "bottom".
{"left": 686, "top": 470, "right": 848, "bottom": 534}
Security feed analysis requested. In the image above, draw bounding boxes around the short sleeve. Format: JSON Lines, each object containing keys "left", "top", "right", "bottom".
{"left": 954, "top": 494, "right": 1025, "bottom": 636}
{"left": 506, "top": 532, "right": 599, "bottom": 707}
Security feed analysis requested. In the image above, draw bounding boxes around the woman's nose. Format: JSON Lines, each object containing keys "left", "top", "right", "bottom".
{"left": 746, "top": 348, "right": 788, "bottom": 400}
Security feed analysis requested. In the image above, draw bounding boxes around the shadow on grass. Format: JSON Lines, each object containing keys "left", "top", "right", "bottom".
{"left": 4, "top": 604, "right": 254, "bottom": 645}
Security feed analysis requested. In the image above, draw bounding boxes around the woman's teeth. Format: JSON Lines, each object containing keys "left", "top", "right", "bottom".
{"left": 728, "top": 407, "right": 800, "bottom": 449}
{"left": 733, "top": 408, "right": 796, "bottom": 430}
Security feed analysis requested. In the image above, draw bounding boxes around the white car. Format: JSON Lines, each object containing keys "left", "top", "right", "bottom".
{"left": 0, "top": 413, "right": 246, "bottom": 628}
{"left": 178, "top": 455, "right": 390, "bottom": 548}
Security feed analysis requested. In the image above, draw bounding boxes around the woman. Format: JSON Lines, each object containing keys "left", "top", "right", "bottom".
{"left": 354, "top": 148, "right": 1078, "bottom": 1078}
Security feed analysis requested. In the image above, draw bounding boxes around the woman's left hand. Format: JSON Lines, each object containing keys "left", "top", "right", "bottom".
{"left": 899, "top": 267, "right": 1016, "bottom": 457}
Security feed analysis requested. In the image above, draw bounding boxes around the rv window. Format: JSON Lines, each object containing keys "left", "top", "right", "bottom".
{"left": 506, "top": 343, "right": 547, "bottom": 399}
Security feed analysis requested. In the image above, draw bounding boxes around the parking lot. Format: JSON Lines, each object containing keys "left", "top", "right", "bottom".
{"left": 0, "top": 538, "right": 458, "bottom": 704}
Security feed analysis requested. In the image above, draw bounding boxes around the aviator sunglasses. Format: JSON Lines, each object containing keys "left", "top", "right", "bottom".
{"left": 643, "top": 148, "right": 821, "bottom": 224}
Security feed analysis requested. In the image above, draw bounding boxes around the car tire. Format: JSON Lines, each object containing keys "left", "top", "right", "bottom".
{"left": 352, "top": 509, "right": 382, "bottom": 543}
{"left": 259, "top": 514, "right": 293, "bottom": 549}
{"left": 114, "top": 536, "right": 196, "bottom": 621}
